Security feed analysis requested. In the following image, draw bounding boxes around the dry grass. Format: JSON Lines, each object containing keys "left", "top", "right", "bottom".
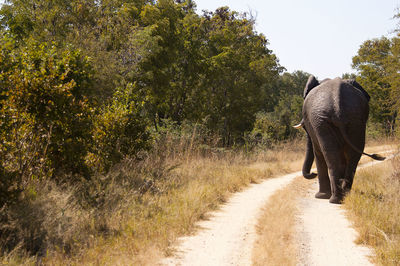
{"left": 1, "top": 136, "right": 391, "bottom": 265}
{"left": 252, "top": 176, "right": 310, "bottom": 266}
{"left": 344, "top": 148, "right": 400, "bottom": 265}
{"left": 72, "top": 142, "right": 306, "bottom": 265}
{"left": 0, "top": 138, "right": 307, "bottom": 265}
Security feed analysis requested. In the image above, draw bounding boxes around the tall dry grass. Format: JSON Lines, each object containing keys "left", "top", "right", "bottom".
{"left": 62, "top": 141, "right": 307, "bottom": 265}
{"left": 1, "top": 131, "right": 393, "bottom": 265}
{"left": 0, "top": 130, "right": 307, "bottom": 265}
{"left": 344, "top": 149, "right": 400, "bottom": 265}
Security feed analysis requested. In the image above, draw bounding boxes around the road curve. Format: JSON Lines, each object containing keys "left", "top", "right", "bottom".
{"left": 160, "top": 151, "right": 394, "bottom": 266}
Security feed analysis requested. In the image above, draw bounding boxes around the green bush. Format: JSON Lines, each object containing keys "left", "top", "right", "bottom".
{"left": 0, "top": 38, "right": 94, "bottom": 205}
{"left": 248, "top": 94, "right": 304, "bottom": 147}
{"left": 88, "top": 84, "right": 151, "bottom": 172}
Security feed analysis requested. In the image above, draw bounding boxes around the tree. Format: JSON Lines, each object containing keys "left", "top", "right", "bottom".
{"left": 197, "top": 7, "right": 282, "bottom": 145}
{"left": 0, "top": 38, "right": 94, "bottom": 183}
{"left": 249, "top": 71, "right": 308, "bottom": 145}
{"left": 278, "top": 70, "right": 310, "bottom": 97}
{"left": 385, "top": 37, "right": 400, "bottom": 119}
{"left": 352, "top": 37, "right": 397, "bottom": 134}
{"left": 0, "top": 0, "right": 154, "bottom": 100}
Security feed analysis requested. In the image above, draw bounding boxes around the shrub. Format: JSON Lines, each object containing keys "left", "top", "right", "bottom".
{"left": 248, "top": 95, "right": 303, "bottom": 147}
{"left": 88, "top": 84, "right": 151, "bottom": 172}
{"left": 0, "top": 37, "right": 94, "bottom": 206}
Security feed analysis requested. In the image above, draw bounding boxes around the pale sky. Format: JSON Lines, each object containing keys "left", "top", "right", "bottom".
{"left": 1, "top": 0, "right": 399, "bottom": 78}
{"left": 194, "top": 0, "right": 400, "bottom": 79}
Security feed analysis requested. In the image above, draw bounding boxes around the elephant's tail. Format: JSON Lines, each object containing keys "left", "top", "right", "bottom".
{"left": 338, "top": 125, "right": 386, "bottom": 161}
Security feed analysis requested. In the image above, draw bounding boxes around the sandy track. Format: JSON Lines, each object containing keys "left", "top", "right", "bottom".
{"left": 160, "top": 171, "right": 301, "bottom": 266}
{"left": 297, "top": 183, "right": 373, "bottom": 266}
{"left": 160, "top": 152, "right": 393, "bottom": 266}
{"left": 297, "top": 158, "right": 393, "bottom": 266}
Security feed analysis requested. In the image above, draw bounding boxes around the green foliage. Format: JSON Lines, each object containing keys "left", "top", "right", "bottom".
{"left": 0, "top": 0, "right": 154, "bottom": 99}
{"left": 196, "top": 7, "right": 283, "bottom": 145}
{"left": 385, "top": 36, "right": 400, "bottom": 119}
{"left": 127, "top": 4, "right": 283, "bottom": 145}
{"left": 0, "top": 38, "right": 94, "bottom": 194}
{"left": 352, "top": 37, "right": 398, "bottom": 134}
{"left": 341, "top": 73, "right": 357, "bottom": 79}
{"left": 278, "top": 71, "right": 310, "bottom": 96}
{"left": 0, "top": 0, "right": 283, "bottom": 146}
{"left": 250, "top": 95, "right": 303, "bottom": 146}
{"left": 248, "top": 71, "right": 308, "bottom": 146}
{"left": 89, "top": 84, "right": 151, "bottom": 172}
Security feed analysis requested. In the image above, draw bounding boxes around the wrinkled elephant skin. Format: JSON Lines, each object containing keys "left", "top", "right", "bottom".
{"left": 300, "top": 76, "right": 376, "bottom": 204}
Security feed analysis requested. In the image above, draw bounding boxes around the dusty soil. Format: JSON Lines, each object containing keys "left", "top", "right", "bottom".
{"left": 159, "top": 150, "right": 393, "bottom": 266}
{"left": 159, "top": 171, "right": 301, "bottom": 265}
{"left": 297, "top": 182, "right": 373, "bottom": 265}
{"left": 297, "top": 159, "right": 391, "bottom": 266}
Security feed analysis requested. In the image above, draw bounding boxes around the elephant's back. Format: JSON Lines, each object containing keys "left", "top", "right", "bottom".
{"left": 336, "top": 80, "right": 369, "bottom": 123}
{"left": 303, "top": 78, "right": 369, "bottom": 125}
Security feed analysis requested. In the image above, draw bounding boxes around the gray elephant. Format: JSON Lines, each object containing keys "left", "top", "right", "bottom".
{"left": 296, "top": 76, "right": 385, "bottom": 204}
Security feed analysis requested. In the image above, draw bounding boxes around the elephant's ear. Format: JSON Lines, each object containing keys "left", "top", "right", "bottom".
{"left": 346, "top": 79, "right": 370, "bottom": 102}
{"left": 303, "top": 75, "right": 319, "bottom": 99}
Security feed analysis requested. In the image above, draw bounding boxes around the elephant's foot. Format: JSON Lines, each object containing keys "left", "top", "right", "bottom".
{"left": 315, "top": 191, "right": 331, "bottom": 199}
{"left": 329, "top": 194, "right": 343, "bottom": 204}
{"left": 340, "top": 179, "right": 353, "bottom": 194}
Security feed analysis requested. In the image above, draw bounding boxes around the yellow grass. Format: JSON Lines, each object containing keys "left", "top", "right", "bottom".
{"left": 252, "top": 176, "right": 310, "bottom": 266}
{"left": 1, "top": 138, "right": 393, "bottom": 265}
{"left": 344, "top": 148, "right": 400, "bottom": 265}
{"left": 36, "top": 141, "right": 306, "bottom": 265}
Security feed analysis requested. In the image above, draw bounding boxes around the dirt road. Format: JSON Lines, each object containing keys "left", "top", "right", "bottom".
{"left": 297, "top": 183, "right": 373, "bottom": 266}
{"left": 160, "top": 153, "right": 392, "bottom": 266}
{"left": 160, "top": 171, "right": 300, "bottom": 265}
{"left": 297, "top": 160, "right": 387, "bottom": 266}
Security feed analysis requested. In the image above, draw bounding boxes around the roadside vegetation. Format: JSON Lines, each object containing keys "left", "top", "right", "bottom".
{"left": 344, "top": 152, "right": 400, "bottom": 265}
{"left": 1, "top": 132, "right": 308, "bottom": 265}
{"left": 0, "top": 0, "right": 309, "bottom": 263}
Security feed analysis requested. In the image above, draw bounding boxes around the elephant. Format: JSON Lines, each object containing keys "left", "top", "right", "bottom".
{"left": 295, "top": 75, "right": 385, "bottom": 204}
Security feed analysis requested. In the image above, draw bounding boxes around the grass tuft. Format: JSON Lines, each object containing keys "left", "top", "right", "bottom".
{"left": 344, "top": 151, "right": 400, "bottom": 265}
{"left": 252, "top": 176, "right": 310, "bottom": 266}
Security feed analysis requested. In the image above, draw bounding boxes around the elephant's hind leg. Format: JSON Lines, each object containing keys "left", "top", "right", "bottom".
{"left": 343, "top": 150, "right": 361, "bottom": 194}
{"left": 315, "top": 126, "right": 346, "bottom": 204}
{"left": 326, "top": 156, "right": 347, "bottom": 204}
{"left": 343, "top": 123, "right": 365, "bottom": 193}
{"left": 314, "top": 149, "right": 331, "bottom": 199}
